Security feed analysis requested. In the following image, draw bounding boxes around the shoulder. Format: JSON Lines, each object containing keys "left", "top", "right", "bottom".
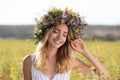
{"left": 72, "top": 58, "right": 89, "bottom": 70}
{"left": 74, "top": 58, "right": 82, "bottom": 63}
{"left": 73, "top": 58, "right": 81, "bottom": 66}
{"left": 71, "top": 58, "right": 80, "bottom": 70}
{"left": 23, "top": 55, "right": 32, "bottom": 79}
{"left": 23, "top": 55, "right": 32, "bottom": 67}
{"left": 74, "top": 58, "right": 88, "bottom": 65}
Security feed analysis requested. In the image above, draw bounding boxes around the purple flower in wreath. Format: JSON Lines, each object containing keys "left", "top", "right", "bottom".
{"left": 31, "top": 7, "right": 87, "bottom": 44}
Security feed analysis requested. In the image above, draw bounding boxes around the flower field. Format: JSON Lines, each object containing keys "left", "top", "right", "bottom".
{"left": 0, "top": 39, "right": 120, "bottom": 80}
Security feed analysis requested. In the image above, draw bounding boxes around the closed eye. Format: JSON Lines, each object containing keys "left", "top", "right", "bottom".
{"left": 53, "top": 29, "right": 59, "bottom": 33}
{"left": 53, "top": 27, "right": 68, "bottom": 37}
{"left": 63, "top": 34, "right": 67, "bottom": 37}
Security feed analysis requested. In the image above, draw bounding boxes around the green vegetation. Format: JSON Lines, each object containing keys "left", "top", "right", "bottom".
{"left": 0, "top": 25, "right": 120, "bottom": 40}
{"left": 0, "top": 25, "right": 34, "bottom": 39}
{"left": 0, "top": 39, "right": 120, "bottom": 80}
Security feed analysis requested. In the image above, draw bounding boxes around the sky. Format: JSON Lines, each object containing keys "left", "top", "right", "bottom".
{"left": 0, "top": 0, "right": 120, "bottom": 25}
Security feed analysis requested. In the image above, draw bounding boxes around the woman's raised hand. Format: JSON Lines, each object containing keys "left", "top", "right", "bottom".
{"left": 70, "top": 38, "right": 88, "bottom": 55}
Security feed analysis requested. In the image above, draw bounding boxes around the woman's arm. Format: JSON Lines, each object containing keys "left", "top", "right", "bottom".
{"left": 23, "top": 55, "right": 32, "bottom": 80}
{"left": 70, "top": 38, "right": 110, "bottom": 79}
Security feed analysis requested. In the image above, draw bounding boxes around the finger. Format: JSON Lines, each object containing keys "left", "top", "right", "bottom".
{"left": 71, "top": 39, "right": 80, "bottom": 47}
{"left": 70, "top": 40, "right": 78, "bottom": 45}
{"left": 70, "top": 44, "right": 76, "bottom": 49}
{"left": 78, "top": 38, "right": 84, "bottom": 44}
{"left": 79, "top": 38, "right": 84, "bottom": 42}
{"left": 70, "top": 41, "right": 77, "bottom": 48}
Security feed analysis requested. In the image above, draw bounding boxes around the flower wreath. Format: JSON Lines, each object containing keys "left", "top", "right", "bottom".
{"left": 32, "top": 7, "right": 87, "bottom": 44}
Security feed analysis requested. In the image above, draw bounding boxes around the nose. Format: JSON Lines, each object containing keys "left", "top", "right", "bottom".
{"left": 56, "top": 33, "right": 62, "bottom": 40}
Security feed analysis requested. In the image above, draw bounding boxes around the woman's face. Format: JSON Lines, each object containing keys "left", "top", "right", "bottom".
{"left": 48, "top": 24, "right": 68, "bottom": 49}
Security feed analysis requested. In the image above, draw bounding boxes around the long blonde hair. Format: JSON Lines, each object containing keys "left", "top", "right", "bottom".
{"left": 34, "top": 24, "right": 75, "bottom": 73}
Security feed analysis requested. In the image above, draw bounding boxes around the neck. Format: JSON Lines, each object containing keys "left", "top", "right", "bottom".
{"left": 47, "top": 46, "right": 58, "bottom": 59}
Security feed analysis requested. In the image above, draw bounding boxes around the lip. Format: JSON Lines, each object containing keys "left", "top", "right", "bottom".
{"left": 53, "top": 39, "right": 62, "bottom": 44}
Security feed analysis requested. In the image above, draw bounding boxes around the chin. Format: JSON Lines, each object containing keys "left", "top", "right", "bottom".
{"left": 54, "top": 45, "right": 62, "bottom": 49}
{"left": 52, "top": 44, "right": 63, "bottom": 49}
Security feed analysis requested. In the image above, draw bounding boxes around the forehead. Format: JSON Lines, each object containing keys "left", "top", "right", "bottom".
{"left": 54, "top": 24, "right": 68, "bottom": 32}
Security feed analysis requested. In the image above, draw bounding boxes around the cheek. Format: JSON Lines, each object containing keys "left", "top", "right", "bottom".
{"left": 49, "top": 32, "right": 56, "bottom": 38}
{"left": 63, "top": 37, "right": 67, "bottom": 44}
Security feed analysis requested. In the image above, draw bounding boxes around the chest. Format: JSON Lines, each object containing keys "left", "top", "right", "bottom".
{"left": 32, "top": 63, "right": 71, "bottom": 80}
{"left": 43, "top": 60, "right": 57, "bottom": 79}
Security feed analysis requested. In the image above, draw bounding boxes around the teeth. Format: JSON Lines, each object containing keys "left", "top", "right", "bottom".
{"left": 55, "top": 41, "right": 60, "bottom": 43}
{"left": 54, "top": 40, "right": 61, "bottom": 44}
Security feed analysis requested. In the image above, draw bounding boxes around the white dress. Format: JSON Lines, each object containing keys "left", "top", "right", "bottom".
{"left": 31, "top": 54, "right": 71, "bottom": 80}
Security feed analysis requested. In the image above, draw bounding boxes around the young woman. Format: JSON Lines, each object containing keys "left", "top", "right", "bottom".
{"left": 23, "top": 8, "right": 109, "bottom": 80}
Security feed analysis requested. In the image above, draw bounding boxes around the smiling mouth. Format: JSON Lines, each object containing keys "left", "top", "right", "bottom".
{"left": 53, "top": 39, "right": 62, "bottom": 44}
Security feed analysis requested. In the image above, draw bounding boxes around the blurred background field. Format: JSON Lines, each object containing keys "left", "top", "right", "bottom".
{"left": 0, "top": 25, "right": 120, "bottom": 41}
{"left": 0, "top": 0, "right": 120, "bottom": 79}
{"left": 0, "top": 24, "right": 120, "bottom": 80}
